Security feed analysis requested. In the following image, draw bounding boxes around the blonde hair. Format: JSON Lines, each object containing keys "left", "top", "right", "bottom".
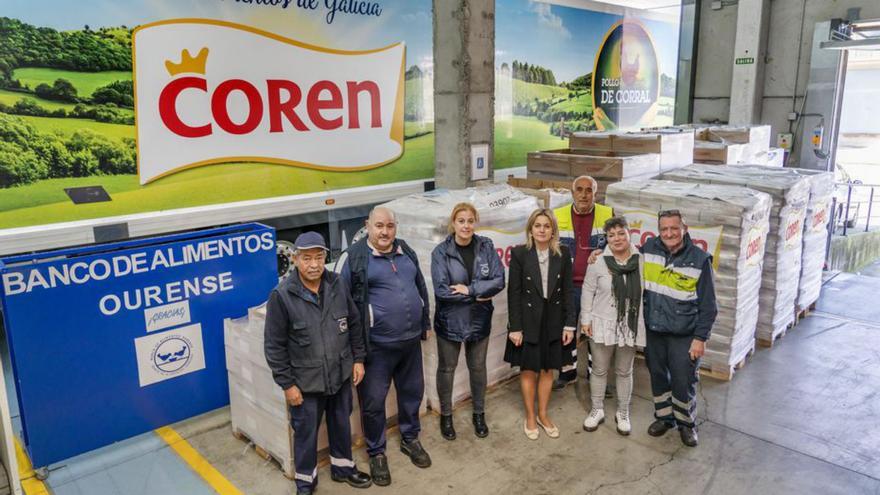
{"left": 448, "top": 202, "right": 480, "bottom": 234}
{"left": 525, "top": 208, "right": 562, "bottom": 256}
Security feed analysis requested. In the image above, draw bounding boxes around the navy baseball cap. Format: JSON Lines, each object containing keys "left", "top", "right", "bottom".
{"left": 293, "top": 232, "right": 328, "bottom": 251}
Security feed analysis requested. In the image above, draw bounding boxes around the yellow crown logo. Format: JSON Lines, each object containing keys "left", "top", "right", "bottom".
{"left": 631, "top": 220, "right": 643, "bottom": 229}
{"left": 165, "top": 47, "right": 209, "bottom": 76}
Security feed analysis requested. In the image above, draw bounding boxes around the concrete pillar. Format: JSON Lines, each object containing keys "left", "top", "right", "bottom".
{"left": 433, "top": 0, "right": 495, "bottom": 189}
{"left": 728, "top": 0, "right": 771, "bottom": 125}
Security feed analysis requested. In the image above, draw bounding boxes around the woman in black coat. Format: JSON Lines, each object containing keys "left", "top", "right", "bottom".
{"left": 505, "top": 208, "right": 576, "bottom": 440}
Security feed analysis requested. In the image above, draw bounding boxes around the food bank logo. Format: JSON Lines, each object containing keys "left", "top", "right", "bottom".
{"left": 133, "top": 19, "right": 405, "bottom": 185}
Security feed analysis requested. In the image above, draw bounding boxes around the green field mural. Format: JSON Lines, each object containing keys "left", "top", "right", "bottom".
{"left": 13, "top": 68, "right": 131, "bottom": 97}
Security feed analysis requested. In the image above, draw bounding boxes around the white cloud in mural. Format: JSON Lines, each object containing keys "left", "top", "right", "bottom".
{"left": 529, "top": 1, "right": 571, "bottom": 39}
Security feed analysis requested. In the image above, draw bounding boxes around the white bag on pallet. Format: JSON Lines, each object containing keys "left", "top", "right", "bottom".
{"left": 380, "top": 185, "right": 540, "bottom": 411}
{"left": 606, "top": 180, "right": 771, "bottom": 372}
{"left": 739, "top": 168, "right": 833, "bottom": 310}
{"left": 661, "top": 165, "right": 811, "bottom": 343}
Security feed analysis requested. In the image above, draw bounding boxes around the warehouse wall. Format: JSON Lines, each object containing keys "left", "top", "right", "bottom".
{"left": 693, "top": 0, "right": 880, "bottom": 142}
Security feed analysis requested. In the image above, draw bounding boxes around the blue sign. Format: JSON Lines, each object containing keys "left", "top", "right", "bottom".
{"left": 0, "top": 223, "right": 278, "bottom": 467}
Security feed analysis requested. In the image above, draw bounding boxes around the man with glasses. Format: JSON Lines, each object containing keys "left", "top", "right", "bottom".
{"left": 641, "top": 210, "right": 717, "bottom": 447}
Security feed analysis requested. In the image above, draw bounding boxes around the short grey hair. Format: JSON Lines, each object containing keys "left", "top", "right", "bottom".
{"left": 572, "top": 175, "right": 598, "bottom": 192}
{"left": 368, "top": 206, "right": 397, "bottom": 223}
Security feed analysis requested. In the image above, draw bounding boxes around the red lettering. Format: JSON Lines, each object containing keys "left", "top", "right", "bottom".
{"left": 267, "top": 80, "right": 309, "bottom": 132}
{"left": 211, "top": 79, "right": 263, "bottom": 135}
{"left": 346, "top": 81, "right": 382, "bottom": 129}
{"left": 640, "top": 231, "right": 656, "bottom": 246}
{"left": 693, "top": 239, "right": 708, "bottom": 252}
{"left": 158, "top": 77, "right": 212, "bottom": 138}
{"left": 504, "top": 246, "right": 513, "bottom": 267}
{"left": 307, "top": 80, "right": 343, "bottom": 130}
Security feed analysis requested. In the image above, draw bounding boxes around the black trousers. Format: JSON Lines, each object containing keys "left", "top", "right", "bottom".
{"left": 560, "top": 285, "right": 582, "bottom": 381}
{"left": 357, "top": 337, "right": 424, "bottom": 456}
{"left": 290, "top": 383, "right": 355, "bottom": 491}
{"left": 645, "top": 330, "right": 700, "bottom": 428}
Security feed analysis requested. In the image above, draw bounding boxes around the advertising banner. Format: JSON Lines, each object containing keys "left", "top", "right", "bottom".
{"left": 618, "top": 208, "right": 724, "bottom": 268}
{"left": 494, "top": 0, "right": 681, "bottom": 168}
{"left": 0, "top": 223, "right": 277, "bottom": 467}
{"left": 0, "top": 1, "right": 432, "bottom": 231}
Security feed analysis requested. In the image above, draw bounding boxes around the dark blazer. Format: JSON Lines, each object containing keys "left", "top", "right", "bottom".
{"left": 507, "top": 244, "right": 576, "bottom": 345}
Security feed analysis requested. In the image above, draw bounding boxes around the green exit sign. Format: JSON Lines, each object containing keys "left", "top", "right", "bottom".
{"left": 736, "top": 57, "right": 755, "bottom": 65}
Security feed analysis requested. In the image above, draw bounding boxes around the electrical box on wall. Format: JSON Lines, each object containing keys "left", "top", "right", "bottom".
{"left": 777, "top": 133, "right": 793, "bottom": 150}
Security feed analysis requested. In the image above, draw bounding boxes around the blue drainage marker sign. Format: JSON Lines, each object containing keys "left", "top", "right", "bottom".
{"left": 0, "top": 223, "right": 278, "bottom": 468}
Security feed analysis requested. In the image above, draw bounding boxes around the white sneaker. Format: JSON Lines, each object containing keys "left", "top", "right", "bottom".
{"left": 615, "top": 409, "right": 631, "bottom": 436}
{"left": 582, "top": 408, "right": 605, "bottom": 432}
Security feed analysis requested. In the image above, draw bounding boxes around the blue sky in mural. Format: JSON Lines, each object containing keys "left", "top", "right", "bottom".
{"left": 496, "top": 0, "right": 680, "bottom": 83}
{"left": 1, "top": 0, "right": 433, "bottom": 68}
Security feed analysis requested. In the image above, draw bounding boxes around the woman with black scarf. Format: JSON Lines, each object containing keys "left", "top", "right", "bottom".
{"left": 579, "top": 216, "right": 645, "bottom": 436}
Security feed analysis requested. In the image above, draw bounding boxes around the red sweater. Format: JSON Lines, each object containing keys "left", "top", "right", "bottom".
{"left": 571, "top": 207, "right": 595, "bottom": 287}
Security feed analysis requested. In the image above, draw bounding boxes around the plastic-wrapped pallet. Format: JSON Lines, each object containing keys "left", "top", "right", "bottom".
{"left": 661, "top": 165, "right": 811, "bottom": 344}
{"left": 606, "top": 180, "right": 771, "bottom": 374}
{"left": 379, "top": 185, "right": 540, "bottom": 411}
{"left": 225, "top": 303, "right": 419, "bottom": 477}
{"left": 743, "top": 168, "right": 833, "bottom": 310}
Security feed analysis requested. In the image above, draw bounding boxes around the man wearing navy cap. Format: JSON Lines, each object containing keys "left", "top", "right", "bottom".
{"left": 265, "top": 232, "right": 371, "bottom": 495}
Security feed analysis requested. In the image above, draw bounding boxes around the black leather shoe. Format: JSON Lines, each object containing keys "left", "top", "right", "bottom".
{"left": 400, "top": 438, "right": 432, "bottom": 468}
{"left": 440, "top": 415, "right": 456, "bottom": 441}
{"left": 472, "top": 413, "right": 489, "bottom": 438}
{"left": 680, "top": 426, "right": 699, "bottom": 447}
{"left": 331, "top": 469, "right": 372, "bottom": 489}
{"left": 647, "top": 419, "right": 675, "bottom": 437}
{"left": 369, "top": 454, "right": 391, "bottom": 486}
{"left": 552, "top": 377, "right": 575, "bottom": 390}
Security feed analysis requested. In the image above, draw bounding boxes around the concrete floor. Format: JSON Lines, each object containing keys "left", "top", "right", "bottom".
{"left": 173, "top": 273, "right": 880, "bottom": 495}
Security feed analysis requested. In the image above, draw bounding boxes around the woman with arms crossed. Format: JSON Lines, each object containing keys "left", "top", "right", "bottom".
{"left": 431, "top": 203, "right": 505, "bottom": 440}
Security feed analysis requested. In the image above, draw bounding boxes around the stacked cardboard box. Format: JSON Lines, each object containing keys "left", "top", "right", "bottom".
{"left": 225, "top": 304, "right": 423, "bottom": 477}
{"left": 528, "top": 130, "right": 694, "bottom": 202}
{"left": 661, "top": 165, "right": 811, "bottom": 344}
{"left": 381, "top": 185, "right": 539, "bottom": 411}
{"left": 695, "top": 125, "right": 772, "bottom": 165}
{"left": 606, "top": 180, "right": 771, "bottom": 374}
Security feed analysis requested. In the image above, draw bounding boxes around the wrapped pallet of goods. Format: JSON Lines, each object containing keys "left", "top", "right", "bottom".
{"left": 380, "top": 185, "right": 540, "bottom": 411}
{"left": 661, "top": 165, "right": 811, "bottom": 346}
{"left": 751, "top": 168, "right": 834, "bottom": 311}
{"left": 605, "top": 180, "right": 771, "bottom": 379}
{"left": 224, "top": 304, "right": 419, "bottom": 477}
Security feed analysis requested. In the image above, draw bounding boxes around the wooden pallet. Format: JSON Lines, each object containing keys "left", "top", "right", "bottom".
{"left": 757, "top": 326, "right": 788, "bottom": 348}
{"left": 794, "top": 301, "right": 818, "bottom": 326}
{"left": 232, "top": 427, "right": 297, "bottom": 479}
{"left": 699, "top": 343, "right": 756, "bottom": 381}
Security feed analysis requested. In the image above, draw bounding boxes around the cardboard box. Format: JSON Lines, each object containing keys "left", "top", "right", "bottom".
{"left": 569, "top": 132, "right": 614, "bottom": 151}
{"left": 693, "top": 141, "right": 751, "bottom": 164}
{"left": 527, "top": 149, "right": 661, "bottom": 180}
{"left": 706, "top": 125, "right": 772, "bottom": 146}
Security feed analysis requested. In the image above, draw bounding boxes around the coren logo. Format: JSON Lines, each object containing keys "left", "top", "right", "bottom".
{"left": 133, "top": 19, "right": 406, "bottom": 184}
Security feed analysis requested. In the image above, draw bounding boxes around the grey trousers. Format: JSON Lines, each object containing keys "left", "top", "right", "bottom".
{"left": 589, "top": 340, "right": 636, "bottom": 412}
{"left": 436, "top": 335, "right": 489, "bottom": 416}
